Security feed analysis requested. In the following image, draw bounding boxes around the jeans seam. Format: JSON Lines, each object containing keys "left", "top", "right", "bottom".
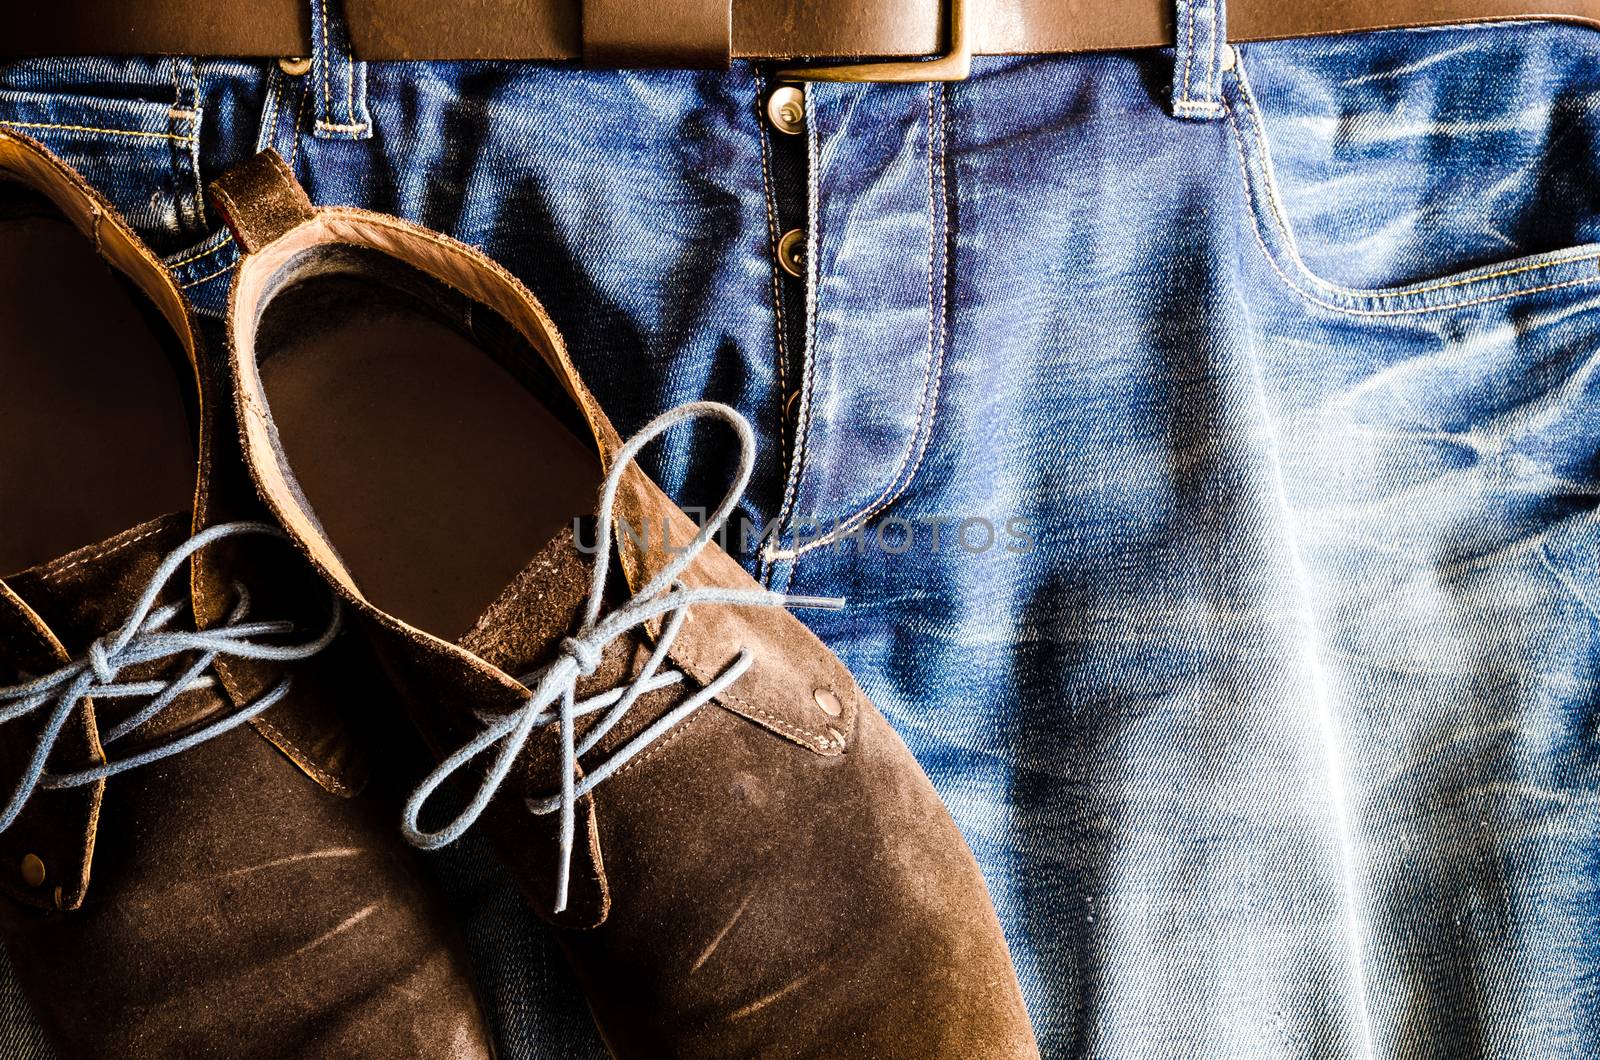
{"left": 0, "top": 121, "right": 193, "bottom": 142}
{"left": 1225, "top": 54, "right": 1600, "bottom": 316}
{"left": 312, "top": 0, "right": 370, "bottom": 138}
{"left": 1538, "top": 542, "right": 1600, "bottom": 623}
{"left": 756, "top": 75, "right": 791, "bottom": 475}
{"left": 289, "top": 79, "right": 310, "bottom": 170}
{"left": 319, "top": 0, "right": 331, "bottom": 121}
{"left": 179, "top": 260, "right": 237, "bottom": 288}
{"left": 1173, "top": 0, "right": 1224, "bottom": 118}
{"left": 261, "top": 67, "right": 310, "bottom": 180}
{"left": 166, "top": 230, "right": 234, "bottom": 270}
{"left": 762, "top": 91, "right": 825, "bottom": 587}
{"left": 178, "top": 60, "right": 206, "bottom": 233}
{"left": 343, "top": 0, "right": 355, "bottom": 126}
{"left": 256, "top": 66, "right": 285, "bottom": 156}
{"left": 1181, "top": 0, "right": 1195, "bottom": 98}
{"left": 772, "top": 82, "right": 951, "bottom": 560}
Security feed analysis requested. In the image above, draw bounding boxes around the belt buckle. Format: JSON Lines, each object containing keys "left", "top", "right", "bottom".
{"left": 773, "top": 0, "right": 970, "bottom": 82}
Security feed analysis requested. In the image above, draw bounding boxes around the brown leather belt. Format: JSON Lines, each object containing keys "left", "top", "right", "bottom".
{"left": 2, "top": 0, "right": 1597, "bottom": 71}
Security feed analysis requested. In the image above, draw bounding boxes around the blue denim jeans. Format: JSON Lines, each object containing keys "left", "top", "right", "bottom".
{"left": 5, "top": 17, "right": 1600, "bottom": 1059}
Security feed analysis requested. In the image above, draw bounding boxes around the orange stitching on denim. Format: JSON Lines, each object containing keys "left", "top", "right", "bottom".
{"left": 181, "top": 61, "right": 205, "bottom": 230}
{"left": 1391, "top": 252, "right": 1600, "bottom": 294}
{"left": 289, "top": 80, "right": 309, "bottom": 170}
{"left": 0, "top": 121, "right": 194, "bottom": 143}
{"left": 319, "top": 0, "right": 332, "bottom": 115}
{"left": 345, "top": 9, "right": 357, "bottom": 128}
{"left": 168, "top": 230, "right": 235, "bottom": 270}
{"left": 310, "top": 0, "right": 368, "bottom": 136}
{"left": 180, "top": 261, "right": 237, "bottom": 288}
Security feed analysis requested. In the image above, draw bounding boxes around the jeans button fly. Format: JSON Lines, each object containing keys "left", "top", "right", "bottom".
{"left": 778, "top": 228, "right": 806, "bottom": 278}
{"left": 766, "top": 86, "right": 806, "bottom": 135}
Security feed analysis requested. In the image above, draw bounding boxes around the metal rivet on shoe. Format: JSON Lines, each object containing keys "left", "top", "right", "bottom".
{"left": 19, "top": 854, "right": 44, "bottom": 888}
{"left": 278, "top": 56, "right": 313, "bottom": 76}
{"left": 813, "top": 687, "right": 842, "bottom": 717}
{"left": 766, "top": 85, "right": 806, "bottom": 135}
{"left": 777, "top": 228, "right": 806, "bottom": 279}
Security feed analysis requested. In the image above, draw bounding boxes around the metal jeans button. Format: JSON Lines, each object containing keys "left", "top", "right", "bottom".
{"left": 777, "top": 228, "right": 806, "bottom": 278}
{"left": 766, "top": 86, "right": 806, "bottom": 135}
{"left": 278, "top": 56, "right": 312, "bottom": 76}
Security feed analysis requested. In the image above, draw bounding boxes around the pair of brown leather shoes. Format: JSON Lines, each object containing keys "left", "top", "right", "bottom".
{"left": 0, "top": 134, "right": 1039, "bottom": 1059}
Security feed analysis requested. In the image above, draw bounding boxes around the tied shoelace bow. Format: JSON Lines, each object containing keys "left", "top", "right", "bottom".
{"left": 401, "top": 401, "right": 843, "bottom": 913}
{"left": 0, "top": 521, "right": 343, "bottom": 834}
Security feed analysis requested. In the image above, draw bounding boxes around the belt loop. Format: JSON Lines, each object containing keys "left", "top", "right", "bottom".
{"left": 1171, "top": 0, "right": 1227, "bottom": 120}
{"left": 309, "top": 0, "right": 372, "bottom": 140}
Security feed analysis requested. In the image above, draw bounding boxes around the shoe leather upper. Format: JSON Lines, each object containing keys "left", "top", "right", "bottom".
{"left": 219, "top": 149, "right": 1041, "bottom": 1058}
{"left": 0, "top": 132, "right": 367, "bottom": 914}
{"left": 0, "top": 131, "right": 495, "bottom": 1060}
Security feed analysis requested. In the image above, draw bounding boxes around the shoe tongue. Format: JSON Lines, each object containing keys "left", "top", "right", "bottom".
{"left": 4, "top": 512, "right": 192, "bottom": 653}
{"left": 458, "top": 526, "right": 596, "bottom": 679}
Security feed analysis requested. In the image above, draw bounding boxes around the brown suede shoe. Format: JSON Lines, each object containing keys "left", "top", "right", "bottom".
{"left": 0, "top": 132, "right": 495, "bottom": 1059}
{"left": 214, "top": 150, "right": 1039, "bottom": 1059}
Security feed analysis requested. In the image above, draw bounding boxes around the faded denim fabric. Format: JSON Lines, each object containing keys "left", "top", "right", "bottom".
{"left": 4, "top": 18, "right": 1600, "bottom": 1058}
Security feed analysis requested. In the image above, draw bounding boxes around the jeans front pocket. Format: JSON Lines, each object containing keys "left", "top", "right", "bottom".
{"left": 1226, "top": 21, "right": 1600, "bottom": 319}
{"left": 0, "top": 80, "right": 206, "bottom": 257}
{"left": 1227, "top": 27, "right": 1600, "bottom": 1047}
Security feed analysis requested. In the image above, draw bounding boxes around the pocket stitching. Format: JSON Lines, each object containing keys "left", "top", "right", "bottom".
{"left": 0, "top": 120, "right": 193, "bottom": 143}
{"left": 1225, "top": 52, "right": 1600, "bottom": 317}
